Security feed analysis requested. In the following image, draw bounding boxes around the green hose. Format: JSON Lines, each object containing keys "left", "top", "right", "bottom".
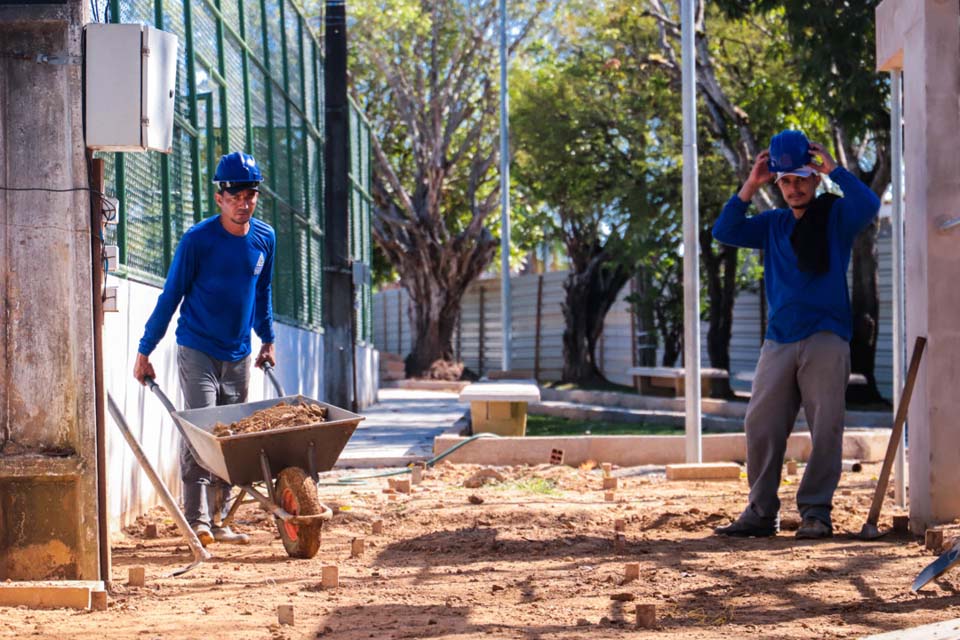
{"left": 316, "top": 432, "right": 501, "bottom": 486}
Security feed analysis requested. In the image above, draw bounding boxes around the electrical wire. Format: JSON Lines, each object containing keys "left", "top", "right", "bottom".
{"left": 0, "top": 185, "right": 118, "bottom": 300}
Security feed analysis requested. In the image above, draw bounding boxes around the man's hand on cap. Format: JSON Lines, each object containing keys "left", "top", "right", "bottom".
{"left": 808, "top": 142, "right": 837, "bottom": 174}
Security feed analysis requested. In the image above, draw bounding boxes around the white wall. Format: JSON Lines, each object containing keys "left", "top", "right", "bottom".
{"left": 103, "top": 276, "right": 378, "bottom": 528}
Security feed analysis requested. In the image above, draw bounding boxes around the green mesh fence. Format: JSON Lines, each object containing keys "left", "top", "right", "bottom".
{"left": 103, "top": 0, "right": 374, "bottom": 339}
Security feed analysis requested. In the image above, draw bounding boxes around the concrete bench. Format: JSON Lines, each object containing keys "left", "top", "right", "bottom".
{"left": 459, "top": 379, "right": 541, "bottom": 436}
{"left": 626, "top": 366, "right": 731, "bottom": 399}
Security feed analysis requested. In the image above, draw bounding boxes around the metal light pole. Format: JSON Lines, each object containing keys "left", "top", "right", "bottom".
{"left": 891, "top": 70, "right": 907, "bottom": 508}
{"left": 499, "top": 0, "right": 512, "bottom": 372}
{"left": 681, "top": 0, "right": 702, "bottom": 463}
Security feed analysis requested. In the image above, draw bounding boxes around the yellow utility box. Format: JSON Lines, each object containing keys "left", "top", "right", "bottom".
{"left": 459, "top": 380, "right": 541, "bottom": 437}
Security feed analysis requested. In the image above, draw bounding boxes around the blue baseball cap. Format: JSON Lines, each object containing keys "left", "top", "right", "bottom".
{"left": 768, "top": 130, "right": 812, "bottom": 173}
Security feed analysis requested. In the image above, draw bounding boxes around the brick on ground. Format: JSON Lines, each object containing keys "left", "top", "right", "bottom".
{"left": 665, "top": 462, "right": 740, "bottom": 481}
{"left": 0, "top": 581, "right": 105, "bottom": 610}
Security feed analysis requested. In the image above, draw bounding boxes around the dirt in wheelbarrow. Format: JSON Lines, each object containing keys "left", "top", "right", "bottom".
{"left": 7, "top": 461, "right": 960, "bottom": 640}
{"left": 212, "top": 400, "right": 328, "bottom": 437}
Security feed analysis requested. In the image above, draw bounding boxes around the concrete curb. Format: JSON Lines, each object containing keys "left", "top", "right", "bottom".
{"left": 433, "top": 428, "right": 891, "bottom": 467}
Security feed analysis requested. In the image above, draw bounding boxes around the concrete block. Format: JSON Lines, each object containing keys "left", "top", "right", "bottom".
{"left": 351, "top": 538, "right": 364, "bottom": 558}
{"left": 144, "top": 523, "right": 158, "bottom": 539}
{"left": 549, "top": 448, "right": 565, "bottom": 465}
{"left": 321, "top": 565, "right": 339, "bottom": 589}
{"left": 893, "top": 515, "right": 910, "bottom": 533}
{"left": 278, "top": 604, "right": 294, "bottom": 625}
{"left": 91, "top": 590, "right": 107, "bottom": 611}
{"left": 393, "top": 479, "right": 411, "bottom": 494}
{"left": 636, "top": 603, "right": 657, "bottom": 629}
{"left": 372, "top": 520, "right": 384, "bottom": 535}
{"left": 0, "top": 581, "right": 105, "bottom": 610}
{"left": 614, "top": 518, "right": 626, "bottom": 532}
{"left": 786, "top": 460, "right": 798, "bottom": 475}
{"left": 665, "top": 462, "right": 740, "bottom": 481}
{"left": 602, "top": 477, "right": 618, "bottom": 491}
{"left": 624, "top": 562, "right": 640, "bottom": 583}
{"left": 926, "top": 529, "right": 944, "bottom": 552}
{"left": 604, "top": 491, "right": 615, "bottom": 502}
{"left": 128, "top": 567, "right": 145, "bottom": 587}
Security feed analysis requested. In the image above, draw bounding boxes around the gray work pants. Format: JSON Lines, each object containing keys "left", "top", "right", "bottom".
{"left": 737, "top": 331, "right": 850, "bottom": 528}
{"left": 177, "top": 345, "right": 250, "bottom": 528}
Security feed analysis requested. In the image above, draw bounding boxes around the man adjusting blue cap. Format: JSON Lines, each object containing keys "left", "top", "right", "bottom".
{"left": 768, "top": 129, "right": 812, "bottom": 173}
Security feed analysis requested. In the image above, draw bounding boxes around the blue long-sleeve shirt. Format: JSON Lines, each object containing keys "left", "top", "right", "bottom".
{"left": 138, "top": 215, "right": 276, "bottom": 361}
{"left": 712, "top": 167, "right": 880, "bottom": 343}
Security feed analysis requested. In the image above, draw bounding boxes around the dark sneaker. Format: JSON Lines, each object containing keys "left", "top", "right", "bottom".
{"left": 191, "top": 523, "right": 214, "bottom": 547}
{"left": 212, "top": 526, "right": 250, "bottom": 545}
{"left": 796, "top": 517, "right": 832, "bottom": 539}
{"left": 714, "top": 520, "right": 777, "bottom": 538}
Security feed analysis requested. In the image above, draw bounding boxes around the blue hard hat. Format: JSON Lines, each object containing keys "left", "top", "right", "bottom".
{"left": 214, "top": 151, "right": 263, "bottom": 192}
{"left": 768, "top": 130, "right": 812, "bottom": 173}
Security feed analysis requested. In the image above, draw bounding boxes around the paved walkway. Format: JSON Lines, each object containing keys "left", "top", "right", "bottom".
{"left": 337, "top": 388, "right": 466, "bottom": 468}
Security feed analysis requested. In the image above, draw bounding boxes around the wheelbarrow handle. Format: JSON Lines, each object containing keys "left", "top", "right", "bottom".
{"left": 261, "top": 363, "right": 286, "bottom": 398}
{"left": 144, "top": 376, "right": 177, "bottom": 415}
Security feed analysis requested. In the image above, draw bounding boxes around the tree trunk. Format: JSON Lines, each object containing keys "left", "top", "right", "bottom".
{"left": 561, "top": 260, "right": 630, "bottom": 384}
{"left": 701, "top": 228, "right": 738, "bottom": 373}
{"left": 403, "top": 282, "right": 461, "bottom": 377}
{"left": 847, "top": 219, "right": 887, "bottom": 404}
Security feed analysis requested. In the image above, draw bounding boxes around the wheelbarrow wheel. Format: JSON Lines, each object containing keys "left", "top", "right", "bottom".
{"left": 274, "top": 467, "right": 322, "bottom": 559}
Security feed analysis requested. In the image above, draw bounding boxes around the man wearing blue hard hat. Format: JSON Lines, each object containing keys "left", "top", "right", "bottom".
{"left": 133, "top": 151, "right": 277, "bottom": 546}
{"left": 712, "top": 130, "right": 880, "bottom": 539}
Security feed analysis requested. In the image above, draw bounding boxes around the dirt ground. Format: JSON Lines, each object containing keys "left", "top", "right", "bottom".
{"left": 2, "top": 461, "right": 959, "bottom": 640}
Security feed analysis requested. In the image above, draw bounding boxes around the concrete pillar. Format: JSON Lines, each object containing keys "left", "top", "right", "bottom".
{"left": 876, "top": 0, "right": 960, "bottom": 532}
{"left": 0, "top": 3, "right": 101, "bottom": 578}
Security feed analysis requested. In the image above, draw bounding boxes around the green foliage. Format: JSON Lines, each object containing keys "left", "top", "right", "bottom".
{"left": 715, "top": 0, "right": 889, "bottom": 147}
{"left": 525, "top": 414, "right": 680, "bottom": 436}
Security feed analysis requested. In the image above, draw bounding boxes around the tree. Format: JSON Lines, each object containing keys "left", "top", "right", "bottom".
{"left": 510, "top": 18, "right": 671, "bottom": 382}
{"left": 348, "top": 0, "right": 545, "bottom": 376}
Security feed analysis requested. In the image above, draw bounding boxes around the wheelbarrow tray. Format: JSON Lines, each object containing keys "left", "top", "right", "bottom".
{"left": 172, "top": 394, "right": 363, "bottom": 485}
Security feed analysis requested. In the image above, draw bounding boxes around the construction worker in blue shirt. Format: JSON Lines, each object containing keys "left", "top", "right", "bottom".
{"left": 712, "top": 130, "right": 880, "bottom": 539}
{"left": 133, "top": 151, "right": 277, "bottom": 546}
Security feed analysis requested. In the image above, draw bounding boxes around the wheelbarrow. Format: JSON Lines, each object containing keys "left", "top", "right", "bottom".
{"left": 109, "top": 364, "right": 363, "bottom": 570}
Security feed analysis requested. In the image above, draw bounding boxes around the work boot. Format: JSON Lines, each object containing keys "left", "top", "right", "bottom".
{"left": 212, "top": 526, "right": 250, "bottom": 545}
{"left": 192, "top": 523, "right": 214, "bottom": 547}
{"left": 796, "top": 517, "right": 832, "bottom": 539}
{"left": 714, "top": 519, "right": 777, "bottom": 538}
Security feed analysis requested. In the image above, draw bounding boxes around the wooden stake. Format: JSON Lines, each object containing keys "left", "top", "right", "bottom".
{"left": 277, "top": 604, "right": 295, "bottom": 625}
{"left": 321, "top": 565, "right": 339, "bottom": 589}
{"left": 351, "top": 538, "right": 364, "bottom": 558}
{"left": 128, "top": 567, "right": 145, "bottom": 587}
{"left": 372, "top": 520, "right": 384, "bottom": 535}
{"left": 636, "top": 603, "right": 657, "bottom": 628}
{"left": 624, "top": 562, "right": 640, "bottom": 583}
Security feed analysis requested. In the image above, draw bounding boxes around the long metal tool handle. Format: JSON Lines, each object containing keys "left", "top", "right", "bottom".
{"left": 107, "top": 392, "right": 212, "bottom": 575}
{"left": 866, "top": 335, "right": 927, "bottom": 527}
{"left": 262, "top": 363, "right": 285, "bottom": 397}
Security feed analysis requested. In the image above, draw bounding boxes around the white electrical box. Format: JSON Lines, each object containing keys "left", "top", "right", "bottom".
{"left": 104, "top": 245, "right": 119, "bottom": 272}
{"left": 84, "top": 23, "right": 179, "bottom": 153}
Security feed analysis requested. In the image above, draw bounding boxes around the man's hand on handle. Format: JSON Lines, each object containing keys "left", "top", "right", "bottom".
{"left": 133, "top": 352, "right": 156, "bottom": 385}
{"left": 255, "top": 342, "right": 276, "bottom": 369}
